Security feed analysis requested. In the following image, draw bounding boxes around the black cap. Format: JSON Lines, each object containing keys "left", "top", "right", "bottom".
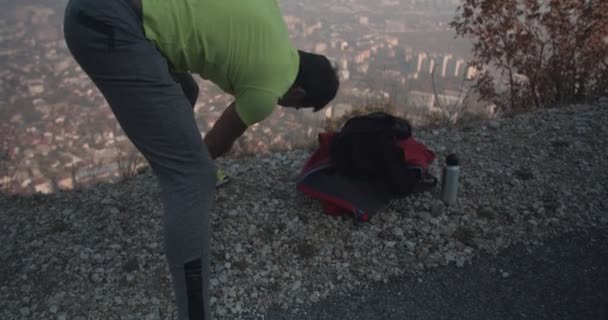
{"left": 446, "top": 153, "right": 459, "bottom": 166}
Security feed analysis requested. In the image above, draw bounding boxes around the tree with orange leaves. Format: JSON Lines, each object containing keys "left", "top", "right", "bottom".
{"left": 451, "top": 0, "right": 608, "bottom": 111}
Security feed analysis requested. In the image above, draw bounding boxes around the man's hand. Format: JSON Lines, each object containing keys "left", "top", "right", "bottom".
{"left": 204, "top": 102, "right": 247, "bottom": 159}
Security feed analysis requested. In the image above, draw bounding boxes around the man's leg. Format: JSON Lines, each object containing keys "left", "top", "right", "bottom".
{"left": 174, "top": 72, "right": 199, "bottom": 108}
{"left": 64, "top": 1, "right": 214, "bottom": 319}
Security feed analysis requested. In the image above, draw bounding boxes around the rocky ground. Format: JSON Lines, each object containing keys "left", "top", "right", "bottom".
{"left": 1, "top": 100, "right": 607, "bottom": 319}
{"left": 265, "top": 227, "right": 608, "bottom": 320}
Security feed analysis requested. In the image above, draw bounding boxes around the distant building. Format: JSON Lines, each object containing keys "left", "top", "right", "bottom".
{"left": 355, "top": 50, "right": 371, "bottom": 64}
{"left": 466, "top": 66, "right": 478, "bottom": 80}
{"left": 416, "top": 52, "right": 428, "bottom": 75}
{"left": 386, "top": 37, "right": 399, "bottom": 47}
{"left": 409, "top": 90, "right": 466, "bottom": 113}
{"left": 386, "top": 20, "right": 406, "bottom": 33}
{"left": 441, "top": 54, "right": 453, "bottom": 78}
{"left": 454, "top": 58, "right": 465, "bottom": 78}
{"left": 314, "top": 42, "right": 328, "bottom": 53}
{"left": 324, "top": 103, "right": 353, "bottom": 119}
{"left": 338, "top": 69, "right": 350, "bottom": 81}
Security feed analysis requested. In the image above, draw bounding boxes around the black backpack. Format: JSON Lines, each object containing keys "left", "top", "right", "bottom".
{"left": 330, "top": 112, "right": 427, "bottom": 197}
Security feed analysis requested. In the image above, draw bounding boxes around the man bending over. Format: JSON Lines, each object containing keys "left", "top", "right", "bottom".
{"left": 63, "top": 0, "right": 339, "bottom": 319}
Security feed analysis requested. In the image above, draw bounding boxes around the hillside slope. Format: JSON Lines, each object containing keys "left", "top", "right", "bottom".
{"left": 1, "top": 100, "right": 607, "bottom": 319}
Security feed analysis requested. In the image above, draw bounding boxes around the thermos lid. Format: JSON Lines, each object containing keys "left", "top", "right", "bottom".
{"left": 446, "top": 153, "right": 459, "bottom": 166}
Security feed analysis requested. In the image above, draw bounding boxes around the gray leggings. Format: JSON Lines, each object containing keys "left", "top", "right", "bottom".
{"left": 63, "top": 0, "right": 215, "bottom": 319}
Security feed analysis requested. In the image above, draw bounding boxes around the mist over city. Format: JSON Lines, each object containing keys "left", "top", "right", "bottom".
{"left": 1, "top": 0, "right": 482, "bottom": 194}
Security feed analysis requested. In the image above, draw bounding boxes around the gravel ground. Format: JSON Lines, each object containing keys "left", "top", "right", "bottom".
{"left": 265, "top": 227, "right": 608, "bottom": 320}
{"left": 1, "top": 100, "right": 608, "bottom": 319}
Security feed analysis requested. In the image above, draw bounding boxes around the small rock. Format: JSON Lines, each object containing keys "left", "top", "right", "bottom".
{"left": 445, "top": 252, "right": 456, "bottom": 262}
{"left": 107, "top": 206, "right": 120, "bottom": 215}
{"left": 502, "top": 272, "right": 510, "bottom": 278}
{"left": 456, "top": 258, "right": 465, "bottom": 268}
{"left": 514, "top": 167, "right": 535, "bottom": 181}
{"left": 488, "top": 120, "right": 500, "bottom": 129}
{"left": 54, "top": 292, "right": 67, "bottom": 301}
{"left": 210, "top": 279, "right": 219, "bottom": 287}
{"left": 126, "top": 274, "right": 135, "bottom": 282}
{"left": 384, "top": 241, "right": 397, "bottom": 248}
{"left": 54, "top": 60, "right": 71, "bottom": 73}
{"left": 393, "top": 227, "right": 404, "bottom": 237}
{"left": 28, "top": 84, "right": 45, "bottom": 95}
{"left": 91, "top": 273, "right": 101, "bottom": 283}
{"left": 384, "top": 211, "right": 398, "bottom": 223}
{"left": 477, "top": 207, "right": 496, "bottom": 219}
{"left": 415, "top": 212, "right": 432, "bottom": 221}
{"left": 430, "top": 202, "right": 445, "bottom": 217}
{"left": 219, "top": 274, "right": 228, "bottom": 283}
{"left": 291, "top": 280, "right": 302, "bottom": 292}
{"left": 20, "top": 307, "right": 30, "bottom": 317}
{"left": 405, "top": 241, "right": 416, "bottom": 251}
{"left": 440, "top": 223, "right": 458, "bottom": 236}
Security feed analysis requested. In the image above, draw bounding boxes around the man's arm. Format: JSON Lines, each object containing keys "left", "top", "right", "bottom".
{"left": 203, "top": 102, "right": 247, "bottom": 160}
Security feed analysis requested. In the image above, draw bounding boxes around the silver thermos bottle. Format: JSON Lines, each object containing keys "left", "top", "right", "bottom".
{"left": 440, "top": 154, "right": 459, "bottom": 205}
